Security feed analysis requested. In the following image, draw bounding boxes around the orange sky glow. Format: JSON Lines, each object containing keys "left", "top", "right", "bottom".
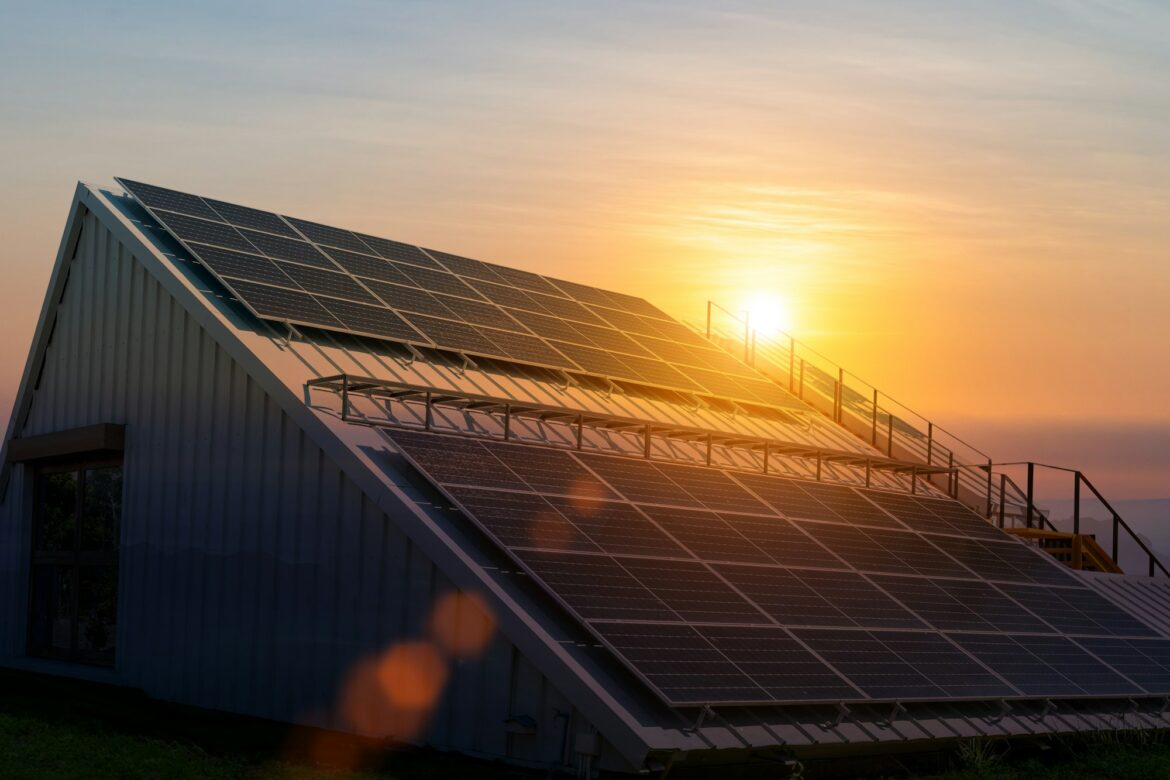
{"left": 2, "top": 1, "right": 1168, "bottom": 497}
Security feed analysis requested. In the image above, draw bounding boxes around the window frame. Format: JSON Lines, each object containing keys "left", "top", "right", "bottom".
{"left": 26, "top": 456, "right": 123, "bottom": 667}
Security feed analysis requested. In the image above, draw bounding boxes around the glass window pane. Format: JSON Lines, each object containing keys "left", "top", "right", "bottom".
{"left": 81, "top": 466, "right": 122, "bottom": 551}
{"left": 36, "top": 471, "right": 77, "bottom": 552}
{"left": 77, "top": 566, "right": 118, "bottom": 665}
{"left": 27, "top": 564, "right": 74, "bottom": 659}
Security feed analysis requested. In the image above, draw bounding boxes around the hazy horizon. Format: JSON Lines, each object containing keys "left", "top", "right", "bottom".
{"left": 2, "top": 1, "right": 1168, "bottom": 498}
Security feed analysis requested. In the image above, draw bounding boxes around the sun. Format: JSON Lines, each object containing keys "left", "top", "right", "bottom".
{"left": 742, "top": 292, "right": 794, "bottom": 337}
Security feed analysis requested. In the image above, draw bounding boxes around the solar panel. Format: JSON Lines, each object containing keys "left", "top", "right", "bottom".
{"left": 185, "top": 244, "right": 293, "bottom": 288}
{"left": 1075, "top": 637, "right": 1170, "bottom": 691}
{"left": 575, "top": 454, "right": 697, "bottom": 507}
{"left": 444, "top": 487, "right": 597, "bottom": 552}
{"left": 547, "top": 498, "right": 688, "bottom": 558}
{"left": 700, "top": 625, "right": 860, "bottom": 701}
{"left": 869, "top": 574, "right": 1048, "bottom": 633}
{"left": 791, "top": 569, "right": 926, "bottom": 629}
{"left": 716, "top": 513, "right": 846, "bottom": 570}
{"left": 157, "top": 210, "right": 254, "bottom": 252}
{"left": 713, "top": 564, "right": 858, "bottom": 627}
{"left": 323, "top": 298, "right": 424, "bottom": 342}
{"left": 121, "top": 178, "right": 815, "bottom": 411}
{"left": 590, "top": 622, "right": 764, "bottom": 705}
{"left": 356, "top": 234, "right": 442, "bottom": 269}
{"left": 244, "top": 230, "right": 337, "bottom": 269}
{"left": 796, "top": 629, "right": 1012, "bottom": 699}
{"left": 223, "top": 279, "right": 342, "bottom": 326}
{"left": 118, "top": 179, "right": 221, "bottom": 220}
{"left": 275, "top": 262, "right": 379, "bottom": 304}
{"left": 950, "top": 633, "right": 1140, "bottom": 696}
{"left": 998, "top": 584, "right": 1158, "bottom": 637}
{"left": 616, "top": 557, "right": 767, "bottom": 624}
{"left": 386, "top": 427, "right": 1170, "bottom": 707}
{"left": 515, "top": 550, "right": 677, "bottom": 622}
{"left": 941, "top": 536, "right": 1077, "bottom": 586}
{"left": 486, "top": 443, "right": 618, "bottom": 500}
{"left": 204, "top": 197, "right": 298, "bottom": 237}
{"left": 639, "top": 507, "right": 772, "bottom": 564}
{"left": 799, "top": 524, "right": 962, "bottom": 578}
{"left": 284, "top": 216, "right": 371, "bottom": 253}
{"left": 323, "top": 247, "right": 414, "bottom": 283}
{"left": 866, "top": 491, "right": 1006, "bottom": 541}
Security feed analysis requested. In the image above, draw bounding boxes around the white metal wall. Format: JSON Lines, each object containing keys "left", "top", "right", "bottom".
{"left": 0, "top": 211, "right": 593, "bottom": 769}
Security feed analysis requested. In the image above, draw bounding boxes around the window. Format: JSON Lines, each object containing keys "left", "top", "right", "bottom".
{"left": 27, "top": 461, "right": 122, "bottom": 667}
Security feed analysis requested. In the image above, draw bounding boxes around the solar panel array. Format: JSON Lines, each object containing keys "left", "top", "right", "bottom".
{"left": 117, "top": 178, "right": 799, "bottom": 410}
{"left": 386, "top": 428, "right": 1169, "bottom": 707}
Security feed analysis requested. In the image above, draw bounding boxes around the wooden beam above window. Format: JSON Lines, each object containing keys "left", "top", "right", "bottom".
{"left": 6, "top": 423, "right": 125, "bottom": 463}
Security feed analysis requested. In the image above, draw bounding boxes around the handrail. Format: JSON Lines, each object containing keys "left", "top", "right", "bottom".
{"left": 306, "top": 373, "right": 955, "bottom": 494}
{"left": 705, "top": 301, "right": 995, "bottom": 462}
{"left": 701, "top": 301, "right": 1169, "bottom": 578}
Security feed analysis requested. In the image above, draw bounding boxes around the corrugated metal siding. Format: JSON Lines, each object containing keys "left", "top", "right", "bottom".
{"left": 0, "top": 211, "right": 599, "bottom": 768}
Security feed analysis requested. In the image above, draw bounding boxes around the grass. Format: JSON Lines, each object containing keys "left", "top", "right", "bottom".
{"left": 899, "top": 733, "right": 1170, "bottom": 780}
{"left": 4, "top": 668, "right": 1170, "bottom": 779}
{"left": 0, "top": 668, "right": 527, "bottom": 780}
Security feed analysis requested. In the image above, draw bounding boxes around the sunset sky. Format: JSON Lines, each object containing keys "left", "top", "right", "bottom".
{"left": 2, "top": 1, "right": 1168, "bottom": 497}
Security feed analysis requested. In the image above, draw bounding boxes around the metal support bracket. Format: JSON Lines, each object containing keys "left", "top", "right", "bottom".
{"left": 989, "top": 699, "right": 1012, "bottom": 724}
{"left": 880, "top": 701, "right": 906, "bottom": 726}
{"left": 825, "top": 702, "right": 851, "bottom": 728}
{"left": 686, "top": 705, "right": 716, "bottom": 733}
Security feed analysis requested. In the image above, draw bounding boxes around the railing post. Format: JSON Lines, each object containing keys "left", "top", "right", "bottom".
{"left": 788, "top": 337, "right": 796, "bottom": 393}
{"left": 887, "top": 414, "right": 895, "bottom": 457}
{"left": 706, "top": 300, "right": 712, "bottom": 340}
{"left": 865, "top": 458, "right": 871, "bottom": 488}
{"left": 998, "top": 473, "right": 1007, "bottom": 529}
{"left": 1026, "top": 462, "right": 1035, "bottom": 529}
{"left": 503, "top": 404, "right": 512, "bottom": 441}
{"left": 926, "top": 422, "right": 934, "bottom": 466}
{"left": 424, "top": 391, "right": 433, "bottom": 430}
{"left": 984, "top": 459, "right": 993, "bottom": 518}
{"left": 910, "top": 466, "right": 917, "bottom": 494}
{"left": 947, "top": 452, "right": 955, "bottom": 496}
{"left": 705, "top": 433, "right": 713, "bottom": 466}
{"left": 1112, "top": 513, "right": 1120, "bottom": 566}
{"left": 815, "top": 451, "right": 822, "bottom": 481}
{"left": 871, "top": 390, "right": 879, "bottom": 446}
{"left": 340, "top": 374, "right": 349, "bottom": 421}
{"left": 1073, "top": 471, "right": 1081, "bottom": 535}
{"left": 798, "top": 359, "right": 805, "bottom": 399}
{"left": 576, "top": 414, "right": 584, "bottom": 450}
{"left": 835, "top": 368, "right": 844, "bottom": 423}
{"left": 762, "top": 442, "right": 770, "bottom": 474}
{"left": 643, "top": 425, "right": 652, "bottom": 459}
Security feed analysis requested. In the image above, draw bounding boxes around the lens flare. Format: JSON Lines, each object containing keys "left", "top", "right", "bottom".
{"left": 428, "top": 591, "right": 496, "bottom": 659}
{"left": 377, "top": 640, "right": 449, "bottom": 709}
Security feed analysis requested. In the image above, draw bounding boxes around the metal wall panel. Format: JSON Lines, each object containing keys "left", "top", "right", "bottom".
{"left": 0, "top": 211, "right": 598, "bottom": 767}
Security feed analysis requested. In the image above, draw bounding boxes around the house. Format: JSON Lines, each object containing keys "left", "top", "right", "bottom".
{"left": 3, "top": 179, "right": 1169, "bottom": 776}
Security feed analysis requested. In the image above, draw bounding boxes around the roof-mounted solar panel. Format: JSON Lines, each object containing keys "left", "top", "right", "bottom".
{"left": 118, "top": 177, "right": 811, "bottom": 410}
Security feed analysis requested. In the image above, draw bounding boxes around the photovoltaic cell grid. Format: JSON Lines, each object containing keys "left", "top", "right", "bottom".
{"left": 385, "top": 428, "right": 1168, "bottom": 707}
{"left": 117, "top": 178, "right": 801, "bottom": 410}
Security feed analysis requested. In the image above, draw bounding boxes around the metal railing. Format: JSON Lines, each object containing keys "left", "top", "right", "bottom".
{"left": 700, "top": 300, "right": 1167, "bottom": 578}
{"left": 306, "top": 373, "right": 955, "bottom": 494}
